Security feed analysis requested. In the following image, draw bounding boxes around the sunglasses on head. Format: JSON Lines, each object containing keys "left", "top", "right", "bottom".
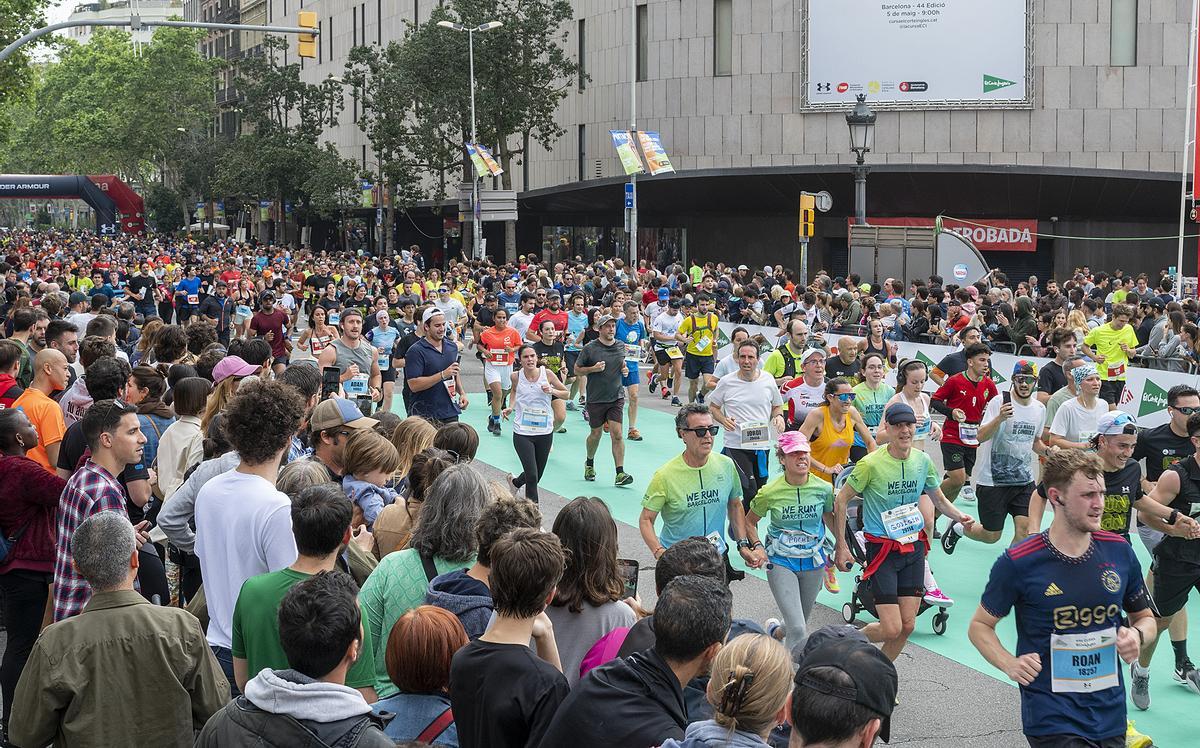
{"left": 680, "top": 426, "right": 720, "bottom": 437}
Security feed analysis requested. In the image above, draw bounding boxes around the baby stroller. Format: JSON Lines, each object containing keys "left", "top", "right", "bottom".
{"left": 832, "top": 467, "right": 950, "bottom": 636}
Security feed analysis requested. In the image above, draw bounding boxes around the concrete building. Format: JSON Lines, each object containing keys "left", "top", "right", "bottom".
{"left": 63, "top": 0, "right": 185, "bottom": 45}
{"left": 257, "top": 0, "right": 1194, "bottom": 278}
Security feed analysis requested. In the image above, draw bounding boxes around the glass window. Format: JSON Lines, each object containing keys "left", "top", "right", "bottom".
{"left": 1111, "top": 0, "right": 1137, "bottom": 66}
{"left": 636, "top": 5, "right": 648, "bottom": 82}
{"left": 578, "top": 19, "right": 586, "bottom": 91}
{"left": 714, "top": 0, "right": 732, "bottom": 76}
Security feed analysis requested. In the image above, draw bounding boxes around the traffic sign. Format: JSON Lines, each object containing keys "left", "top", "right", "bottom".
{"left": 624, "top": 182, "right": 634, "bottom": 209}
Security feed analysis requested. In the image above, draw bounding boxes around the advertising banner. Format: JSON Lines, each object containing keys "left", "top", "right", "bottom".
{"left": 465, "top": 143, "right": 489, "bottom": 178}
{"left": 259, "top": 200, "right": 270, "bottom": 221}
{"left": 360, "top": 180, "right": 373, "bottom": 208}
{"left": 195, "top": 202, "right": 205, "bottom": 221}
{"left": 806, "top": 0, "right": 1030, "bottom": 107}
{"left": 636, "top": 131, "right": 675, "bottom": 175}
{"left": 475, "top": 144, "right": 504, "bottom": 177}
{"left": 714, "top": 321, "right": 1197, "bottom": 429}
{"left": 610, "top": 130, "right": 646, "bottom": 175}
{"left": 853, "top": 217, "right": 1038, "bottom": 251}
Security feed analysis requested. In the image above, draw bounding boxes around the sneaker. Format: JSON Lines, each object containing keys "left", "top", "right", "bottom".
{"left": 661, "top": 386, "right": 670, "bottom": 400}
{"left": 1126, "top": 719, "right": 1152, "bottom": 748}
{"left": 958, "top": 484, "right": 976, "bottom": 503}
{"left": 583, "top": 464, "right": 596, "bottom": 481}
{"left": 765, "top": 617, "right": 785, "bottom": 642}
{"left": 696, "top": 391, "right": 706, "bottom": 404}
{"left": 647, "top": 373, "right": 659, "bottom": 390}
{"left": 506, "top": 473, "right": 519, "bottom": 497}
{"left": 1174, "top": 657, "right": 1200, "bottom": 694}
{"left": 941, "top": 522, "right": 962, "bottom": 555}
{"left": 923, "top": 587, "right": 954, "bottom": 607}
{"left": 578, "top": 397, "right": 586, "bottom": 408}
{"left": 627, "top": 428, "right": 643, "bottom": 441}
{"left": 565, "top": 400, "right": 577, "bottom": 411}
{"left": 1130, "top": 661, "right": 1151, "bottom": 711}
{"left": 824, "top": 564, "right": 840, "bottom": 593}
{"left": 671, "top": 396, "right": 681, "bottom": 406}
{"left": 556, "top": 425, "right": 567, "bottom": 434}
{"left": 615, "top": 471, "right": 634, "bottom": 486}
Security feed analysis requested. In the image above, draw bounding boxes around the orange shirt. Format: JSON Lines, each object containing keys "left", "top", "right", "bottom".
{"left": 12, "top": 388, "right": 65, "bottom": 473}
{"left": 479, "top": 326, "right": 523, "bottom": 367}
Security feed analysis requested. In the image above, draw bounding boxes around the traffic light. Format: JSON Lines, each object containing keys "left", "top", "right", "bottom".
{"left": 799, "top": 192, "right": 815, "bottom": 238}
{"left": 298, "top": 11, "right": 317, "bottom": 59}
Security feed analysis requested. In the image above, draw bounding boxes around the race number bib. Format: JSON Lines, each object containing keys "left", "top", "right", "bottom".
{"left": 235, "top": 304, "right": 252, "bottom": 321}
{"left": 739, "top": 420, "right": 771, "bottom": 450}
{"left": 489, "top": 348, "right": 508, "bottom": 365}
{"left": 767, "top": 529, "right": 823, "bottom": 559}
{"left": 705, "top": 531, "right": 724, "bottom": 550}
{"left": 695, "top": 334, "right": 712, "bottom": 353}
{"left": 187, "top": 294, "right": 199, "bottom": 305}
{"left": 1050, "top": 628, "right": 1119, "bottom": 693}
{"left": 343, "top": 374, "right": 369, "bottom": 396}
{"left": 881, "top": 503, "right": 924, "bottom": 544}
{"left": 377, "top": 348, "right": 390, "bottom": 371}
{"left": 666, "top": 346, "right": 684, "bottom": 360}
{"left": 914, "top": 414, "right": 931, "bottom": 440}
{"left": 518, "top": 407, "right": 550, "bottom": 431}
{"left": 958, "top": 423, "right": 979, "bottom": 447}
{"left": 625, "top": 343, "right": 642, "bottom": 362}
{"left": 1107, "top": 363, "right": 1125, "bottom": 378}
{"left": 329, "top": 312, "right": 340, "bottom": 326}
{"left": 444, "top": 376, "right": 458, "bottom": 398}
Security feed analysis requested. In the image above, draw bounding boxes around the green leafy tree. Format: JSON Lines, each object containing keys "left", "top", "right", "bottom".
{"left": 145, "top": 182, "right": 185, "bottom": 233}
{"left": 0, "top": 0, "right": 52, "bottom": 131}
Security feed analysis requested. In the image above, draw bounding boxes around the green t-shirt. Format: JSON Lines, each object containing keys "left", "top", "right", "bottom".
{"left": 231, "top": 568, "right": 376, "bottom": 689}
{"left": 749, "top": 472, "right": 834, "bottom": 571}
{"left": 846, "top": 446, "right": 940, "bottom": 539}
{"left": 643, "top": 453, "right": 742, "bottom": 553}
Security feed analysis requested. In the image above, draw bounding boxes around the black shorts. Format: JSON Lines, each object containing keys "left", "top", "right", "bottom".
{"left": 654, "top": 347, "right": 678, "bottom": 366}
{"left": 586, "top": 400, "right": 624, "bottom": 429}
{"left": 1150, "top": 556, "right": 1200, "bottom": 618}
{"left": 977, "top": 483, "right": 1034, "bottom": 532}
{"left": 380, "top": 367, "right": 397, "bottom": 383}
{"left": 1026, "top": 734, "right": 1122, "bottom": 748}
{"left": 684, "top": 352, "right": 715, "bottom": 380}
{"left": 565, "top": 350, "right": 580, "bottom": 378}
{"left": 1099, "top": 379, "right": 1125, "bottom": 406}
{"left": 865, "top": 541, "right": 926, "bottom": 605}
{"left": 941, "top": 442, "right": 977, "bottom": 475}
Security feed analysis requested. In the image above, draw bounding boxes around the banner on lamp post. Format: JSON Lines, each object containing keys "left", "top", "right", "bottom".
{"left": 636, "top": 131, "right": 675, "bottom": 175}
{"left": 465, "top": 143, "right": 490, "bottom": 178}
{"left": 475, "top": 144, "right": 504, "bottom": 176}
{"left": 360, "top": 180, "right": 374, "bottom": 208}
{"left": 259, "top": 200, "right": 270, "bottom": 221}
{"left": 610, "top": 130, "right": 646, "bottom": 175}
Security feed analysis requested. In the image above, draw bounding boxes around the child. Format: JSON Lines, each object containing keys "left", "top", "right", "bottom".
{"left": 341, "top": 429, "right": 402, "bottom": 529}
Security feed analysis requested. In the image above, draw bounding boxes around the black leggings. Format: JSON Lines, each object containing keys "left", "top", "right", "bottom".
{"left": 726, "top": 448, "right": 768, "bottom": 513}
{"left": 512, "top": 432, "right": 553, "bottom": 503}
{"left": 0, "top": 570, "right": 49, "bottom": 726}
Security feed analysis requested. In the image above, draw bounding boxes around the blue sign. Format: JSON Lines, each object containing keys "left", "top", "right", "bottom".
{"left": 624, "top": 182, "right": 634, "bottom": 209}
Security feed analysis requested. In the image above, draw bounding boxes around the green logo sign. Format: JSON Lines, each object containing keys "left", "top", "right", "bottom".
{"left": 983, "top": 74, "right": 1016, "bottom": 93}
{"left": 1140, "top": 379, "right": 1168, "bottom": 418}
{"left": 716, "top": 328, "right": 730, "bottom": 349}
{"left": 990, "top": 366, "right": 1007, "bottom": 385}
{"left": 915, "top": 351, "right": 937, "bottom": 368}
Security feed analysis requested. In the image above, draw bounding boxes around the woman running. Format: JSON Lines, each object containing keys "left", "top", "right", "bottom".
{"left": 799, "top": 377, "right": 876, "bottom": 483}
{"left": 504, "top": 344, "right": 569, "bottom": 503}
{"left": 850, "top": 352, "right": 890, "bottom": 462}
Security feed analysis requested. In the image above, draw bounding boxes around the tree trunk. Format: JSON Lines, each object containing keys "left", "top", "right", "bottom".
{"left": 499, "top": 140, "right": 516, "bottom": 263}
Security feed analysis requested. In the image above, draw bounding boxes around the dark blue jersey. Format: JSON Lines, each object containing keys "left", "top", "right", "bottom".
{"left": 980, "top": 530, "right": 1150, "bottom": 740}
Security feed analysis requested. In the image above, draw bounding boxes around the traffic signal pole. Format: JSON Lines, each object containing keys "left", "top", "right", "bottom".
{"left": 799, "top": 192, "right": 815, "bottom": 288}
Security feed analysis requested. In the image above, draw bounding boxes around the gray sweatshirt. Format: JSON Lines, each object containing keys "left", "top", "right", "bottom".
{"left": 156, "top": 451, "right": 239, "bottom": 554}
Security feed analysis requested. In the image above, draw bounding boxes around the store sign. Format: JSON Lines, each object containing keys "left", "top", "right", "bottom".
{"left": 853, "top": 217, "right": 1038, "bottom": 252}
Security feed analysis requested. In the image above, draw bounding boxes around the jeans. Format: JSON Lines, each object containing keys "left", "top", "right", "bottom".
{"left": 210, "top": 645, "right": 240, "bottom": 697}
{"left": 766, "top": 562, "right": 825, "bottom": 661}
{"left": 512, "top": 432, "right": 553, "bottom": 503}
{"left": 0, "top": 571, "right": 50, "bottom": 725}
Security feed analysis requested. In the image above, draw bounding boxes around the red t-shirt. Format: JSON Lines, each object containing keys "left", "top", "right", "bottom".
{"left": 529, "top": 309, "right": 568, "bottom": 335}
{"left": 250, "top": 309, "right": 291, "bottom": 358}
{"left": 932, "top": 372, "right": 998, "bottom": 447}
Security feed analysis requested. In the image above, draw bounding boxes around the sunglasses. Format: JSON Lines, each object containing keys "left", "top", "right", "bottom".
{"left": 1173, "top": 405, "right": 1200, "bottom": 416}
{"left": 681, "top": 426, "right": 720, "bottom": 437}
{"left": 835, "top": 392, "right": 857, "bottom": 403}
{"left": 1013, "top": 375, "right": 1038, "bottom": 386}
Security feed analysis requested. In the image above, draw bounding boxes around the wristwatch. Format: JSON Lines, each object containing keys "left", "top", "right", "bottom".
{"left": 1167, "top": 509, "right": 1180, "bottom": 526}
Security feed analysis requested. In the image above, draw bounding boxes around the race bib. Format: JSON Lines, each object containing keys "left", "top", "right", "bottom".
{"left": 235, "top": 304, "right": 252, "bottom": 320}
{"left": 518, "top": 407, "right": 550, "bottom": 431}
{"left": 329, "top": 312, "right": 340, "bottom": 325}
{"left": 311, "top": 335, "right": 331, "bottom": 354}
{"left": 767, "top": 529, "right": 823, "bottom": 559}
{"left": 696, "top": 334, "right": 712, "bottom": 353}
{"left": 1050, "top": 628, "right": 1119, "bottom": 694}
{"left": 914, "top": 414, "right": 931, "bottom": 440}
{"left": 705, "top": 531, "right": 724, "bottom": 550}
{"left": 187, "top": 294, "right": 199, "bottom": 305}
{"left": 625, "top": 343, "right": 642, "bottom": 362}
{"left": 666, "top": 346, "right": 684, "bottom": 360}
{"left": 343, "top": 374, "right": 369, "bottom": 396}
{"left": 444, "top": 377, "right": 458, "bottom": 398}
{"left": 881, "top": 503, "right": 924, "bottom": 544}
{"left": 377, "top": 349, "right": 390, "bottom": 371}
{"left": 739, "top": 420, "right": 771, "bottom": 450}
{"left": 1107, "top": 363, "right": 1125, "bottom": 378}
{"left": 489, "top": 348, "right": 508, "bottom": 365}
{"left": 959, "top": 423, "right": 979, "bottom": 447}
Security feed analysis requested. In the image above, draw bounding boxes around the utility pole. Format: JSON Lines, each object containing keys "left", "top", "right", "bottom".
{"left": 627, "top": 0, "right": 638, "bottom": 271}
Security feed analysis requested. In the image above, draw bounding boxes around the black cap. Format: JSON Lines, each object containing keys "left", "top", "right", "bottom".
{"left": 883, "top": 403, "right": 917, "bottom": 425}
{"left": 795, "top": 631, "right": 898, "bottom": 742}
{"left": 668, "top": 298, "right": 682, "bottom": 308}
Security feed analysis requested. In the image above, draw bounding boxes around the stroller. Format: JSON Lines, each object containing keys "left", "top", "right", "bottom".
{"left": 833, "top": 467, "right": 950, "bottom": 636}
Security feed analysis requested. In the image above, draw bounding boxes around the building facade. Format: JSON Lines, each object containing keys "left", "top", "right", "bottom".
{"left": 63, "top": 0, "right": 185, "bottom": 45}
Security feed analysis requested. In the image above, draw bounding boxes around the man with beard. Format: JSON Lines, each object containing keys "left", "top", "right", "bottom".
{"left": 317, "top": 308, "right": 382, "bottom": 408}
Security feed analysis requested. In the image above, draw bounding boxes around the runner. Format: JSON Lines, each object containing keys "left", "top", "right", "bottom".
{"left": 503, "top": 345, "right": 569, "bottom": 504}
{"left": 780, "top": 347, "right": 827, "bottom": 429}
{"left": 763, "top": 318, "right": 814, "bottom": 388}
{"left": 931, "top": 342, "right": 998, "bottom": 506}
{"left": 708, "top": 338, "right": 785, "bottom": 511}
{"left": 879, "top": 358, "right": 942, "bottom": 448}
{"left": 365, "top": 309, "right": 400, "bottom": 416}
{"left": 833, "top": 403, "right": 974, "bottom": 661}
{"left": 615, "top": 300, "right": 647, "bottom": 441}
{"left": 1083, "top": 303, "right": 1138, "bottom": 406}
{"left": 850, "top": 352, "right": 890, "bottom": 462}
{"left": 564, "top": 293, "right": 590, "bottom": 409}
{"left": 969, "top": 448, "right": 1158, "bottom": 748}
{"left": 649, "top": 296, "right": 684, "bottom": 406}
{"left": 674, "top": 293, "right": 719, "bottom": 404}
{"left": 403, "top": 308, "right": 468, "bottom": 424}
{"left": 574, "top": 313, "right": 633, "bottom": 486}
{"left": 929, "top": 325, "right": 983, "bottom": 386}
{"left": 799, "top": 377, "right": 875, "bottom": 484}
{"left": 1049, "top": 363, "right": 1110, "bottom": 449}
{"left": 943, "top": 361, "right": 1048, "bottom": 551}
{"left": 530, "top": 319, "right": 568, "bottom": 433}
{"left": 477, "top": 308, "right": 522, "bottom": 436}
{"left": 825, "top": 336, "right": 863, "bottom": 385}
{"left": 316, "top": 307, "right": 382, "bottom": 410}
{"left": 247, "top": 291, "right": 292, "bottom": 376}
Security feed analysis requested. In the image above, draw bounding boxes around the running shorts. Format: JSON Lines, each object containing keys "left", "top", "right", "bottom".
{"left": 977, "top": 483, "right": 1034, "bottom": 533}
{"left": 865, "top": 541, "right": 926, "bottom": 605}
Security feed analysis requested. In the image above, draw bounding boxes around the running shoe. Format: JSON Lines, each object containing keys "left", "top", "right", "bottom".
{"left": 661, "top": 386, "right": 670, "bottom": 400}
{"left": 627, "top": 428, "right": 643, "bottom": 441}
{"left": 1130, "top": 661, "right": 1151, "bottom": 711}
{"left": 565, "top": 400, "right": 577, "bottom": 411}
{"left": 765, "top": 618, "right": 785, "bottom": 642}
{"left": 1174, "top": 657, "right": 1200, "bottom": 694}
{"left": 583, "top": 464, "right": 596, "bottom": 481}
{"left": 615, "top": 471, "right": 634, "bottom": 486}
{"left": 647, "top": 373, "right": 659, "bottom": 390}
{"left": 671, "top": 396, "right": 681, "bottom": 406}
{"left": 578, "top": 397, "right": 586, "bottom": 407}
{"left": 958, "top": 484, "right": 976, "bottom": 503}
{"left": 824, "top": 564, "right": 840, "bottom": 593}
{"left": 1126, "top": 719, "right": 1152, "bottom": 748}
{"left": 923, "top": 587, "right": 954, "bottom": 607}
{"left": 556, "top": 425, "right": 567, "bottom": 434}
{"left": 941, "top": 522, "right": 962, "bottom": 555}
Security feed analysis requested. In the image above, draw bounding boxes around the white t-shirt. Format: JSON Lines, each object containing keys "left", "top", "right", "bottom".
{"left": 974, "top": 395, "right": 1046, "bottom": 486}
{"left": 784, "top": 379, "right": 826, "bottom": 426}
{"left": 509, "top": 310, "right": 535, "bottom": 340}
{"left": 194, "top": 469, "right": 297, "bottom": 649}
{"left": 644, "top": 301, "right": 669, "bottom": 325}
{"left": 713, "top": 353, "right": 765, "bottom": 380}
{"left": 435, "top": 297, "right": 467, "bottom": 328}
{"left": 883, "top": 391, "right": 934, "bottom": 445}
{"left": 651, "top": 312, "right": 682, "bottom": 348}
{"left": 1050, "top": 397, "right": 1109, "bottom": 445}
{"left": 709, "top": 371, "right": 784, "bottom": 450}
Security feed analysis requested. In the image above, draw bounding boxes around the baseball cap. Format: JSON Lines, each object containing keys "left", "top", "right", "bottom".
{"left": 658, "top": 288, "right": 670, "bottom": 299}
{"left": 794, "top": 632, "right": 898, "bottom": 743}
{"left": 778, "top": 431, "right": 811, "bottom": 454}
{"left": 737, "top": 264, "right": 749, "bottom": 271}
{"left": 779, "top": 289, "right": 793, "bottom": 298}
{"left": 340, "top": 307, "right": 363, "bottom": 321}
{"left": 1012, "top": 360, "right": 1038, "bottom": 378}
{"left": 309, "top": 397, "right": 379, "bottom": 432}
{"left": 1143, "top": 297, "right": 1165, "bottom": 310}
{"left": 212, "top": 355, "right": 259, "bottom": 383}
{"left": 801, "top": 347, "right": 826, "bottom": 363}
{"left": 1097, "top": 410, "right": 1137, "bottom": 436}
{"left": 595, "top": 313, "right": 617, "bottom": 326}
{"left": 422, "top": 307, "right": 445, "bottom": 324}
{"left": 884, "top": 402, "right": 917, "bottom": 425}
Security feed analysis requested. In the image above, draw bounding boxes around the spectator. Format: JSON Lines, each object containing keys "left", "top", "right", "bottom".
{"left": 537, "top": 575, "right": 734, "bottom": 748}
{"left": 197, "top": 571, "right": 393, "bottom": 747}
{"left": 433, "top": 420, "right": 480, "bottom": 461}
{"left": 10, "top": 511, "right": 228, "bottom": 747}
{"left": 154, "top": 376, "right": 210, "bottom": 500}
{"left": 372, "top": 445, "right": 453, "bottom": 558}
{"left": 12, "top": 348, "right": 69, "bottom": 472}
{"left": 371, "top": 415, "right": 438, "bottom": 553}
{"left": 450, "top": 528, "right": 569, "bottom": 748}
{"left": 194, "top": 380, "right": 305, "bottom": 693}
{"left": 371, "top": 605, "right": 468, "bottom": 745}
{"left": 304, "top": 396, "right": 380, "bottom": 481}
{"left": 0, "top": 339, "right": 24, "bottom": 409}
{"left": 124, "top": 364, "right": 175, "bottom": 470}
{"left": 341, "top": 428, "right": 401, "bottom": 529}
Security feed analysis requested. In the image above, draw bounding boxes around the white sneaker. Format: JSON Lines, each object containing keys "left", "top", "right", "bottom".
{"left": 923, "top": 587, "right": 954, "bottom": 607}
{"left": 958, "top": 484, "right": 976, "bottom": 503}
{"left": 765, "top": 617, "right": 785, "bottom": 642}
{"left": 1130, "top": 661, "right": 1151, "bottom": 710}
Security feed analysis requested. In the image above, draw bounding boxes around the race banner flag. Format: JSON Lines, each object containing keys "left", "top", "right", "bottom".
{"left": 259, "top": 200, "right": 270, "bottom": 221}
{"left": 636, "top": 131, "right": 675, "bottom": 175}
{"left": 360, "top": 180, "right": 373, "bottom": 208}
{"left": 610, "top": 130, "right": 646, "bottom": 175}
{"left": 465, "top": 143, "right": 490, "bottom": 178}
{"left": 195, "top": 202, "right": 205, "bottom": 221}
{"left": 214, "top": 201, "right": 225, "bottom": 222}
{"left": 476, "top": 144, "right": 504, "bottom": 177}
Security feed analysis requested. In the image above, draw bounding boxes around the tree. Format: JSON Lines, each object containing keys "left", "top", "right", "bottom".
{"left": 145, "top": 182, "right": 185, "bottom": 233}
{"left": 0, "top": 0, "right": 51, "bottom": 134}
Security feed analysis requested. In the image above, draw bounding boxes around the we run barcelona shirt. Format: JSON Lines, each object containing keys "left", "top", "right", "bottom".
{"left": 845, "top": 447, "right": 940, "bottom": 539}
{"left": 643, "top": 454, "right": 742, "bottom": 554}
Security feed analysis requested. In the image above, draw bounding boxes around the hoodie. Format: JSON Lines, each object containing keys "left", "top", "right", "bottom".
{"left": 342, "top": 475, "right": 398, "bottom": 528}
{"left": 244, "top": 668, "right": 373, "bottom": 722}
{"left": 536, "top": 647, "right": 688, "bottom": 748}
{"left": 424, "top": 569, "right": 493, "bottom": 640}
{"left": 660, "top": 720, "right": 773, "bottom": 748}
{"left": 0, "top": 372, "right": 22, "bottom": 408}
{"left": 1006, "top": 296, "right": 1038, "bottom": 346}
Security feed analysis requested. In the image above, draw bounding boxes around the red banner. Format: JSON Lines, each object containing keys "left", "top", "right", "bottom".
{"left": 1194, "top": 0, "right": 1200, "bottom": 202}
{"left": 852, "top": 217, "right": 1038, "bottom": 252}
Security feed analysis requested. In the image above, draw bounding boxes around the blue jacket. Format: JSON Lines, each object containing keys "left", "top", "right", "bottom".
{"left": 342, "top": 475, "right": 397, "bottom": 528}
{"left": 424, "top": 570, "right": 493, "bottom": 640}
{"left": 371, "top": 692, "right": 458, "bottom": 746}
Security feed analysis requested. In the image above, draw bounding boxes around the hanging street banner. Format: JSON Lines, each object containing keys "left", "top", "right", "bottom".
{"left": 637, "top": 131, "right": 675, "bottom": 175}
{"left": 195, "top": 202, "right": 205, "bottom": 221}
{"left": 475, "top": 144, "right": 504, "bottom": 177}
{"left": 360, "top": 180, "right": 373, "bottom": 208}
{"left": 610, "top": 130, "right": 646, "bottom": 175}
{"left": 259, "top": 200, "right": 271, "bottom": 221}
{"left": 465, "top": 143, "right": 490, "bottom": 178}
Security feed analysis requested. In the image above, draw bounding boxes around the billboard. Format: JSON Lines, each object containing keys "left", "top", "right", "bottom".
{"left": 805, "top": 0, "right": 1030, "bottom": 108}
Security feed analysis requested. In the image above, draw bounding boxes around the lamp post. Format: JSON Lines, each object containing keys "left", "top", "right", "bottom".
{"left": 438, "top": 19, "right": 503, "bottom": 260}
{"left": 845, "top": 94, "right": 876, "bottom": 226}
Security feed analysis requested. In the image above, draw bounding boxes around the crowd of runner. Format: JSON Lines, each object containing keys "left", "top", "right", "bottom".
{"left": 0, "top": 226, "right": 1195, "bottom": 747}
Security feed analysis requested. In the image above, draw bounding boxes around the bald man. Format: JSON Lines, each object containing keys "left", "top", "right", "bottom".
{"left": 13, "top": 349, "right": 70, "bottom": 472}
{"left": 825, "top": 335, "right": 863, "bottom": 384}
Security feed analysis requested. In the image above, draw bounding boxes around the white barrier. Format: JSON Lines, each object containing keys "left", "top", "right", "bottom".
{"left": 714, "top": 321, "right": 1200, "bottom": 429}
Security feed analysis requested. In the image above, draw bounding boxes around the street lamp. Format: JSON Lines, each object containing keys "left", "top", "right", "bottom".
{"left": 437, "top": 19, "right": 503, "bottom": 260}
{"left": 845, "top": 94, "right": 876, "bottom": 226}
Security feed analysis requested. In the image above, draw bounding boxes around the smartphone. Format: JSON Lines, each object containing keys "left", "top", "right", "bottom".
{"left": 321, "top": 366, "right": 341, "bottom": 400}
{"left": 617, "top": 558, "right": 639, "bottom": 599}
{"left": 1002, "top": 391, "right": 1011, "bottom": 406}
